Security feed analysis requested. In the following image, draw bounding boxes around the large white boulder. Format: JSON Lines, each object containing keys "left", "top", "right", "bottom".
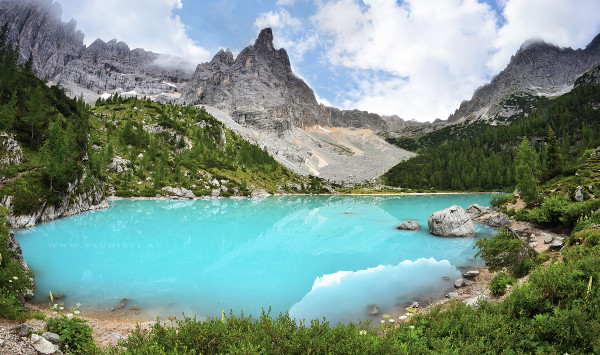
{"left": 428, "top": 205, "right": 475, "bottom": 237}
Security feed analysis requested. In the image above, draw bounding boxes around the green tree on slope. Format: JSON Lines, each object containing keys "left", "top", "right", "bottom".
{"left": 515, "top": 137, "right": 539, "bottom": 203}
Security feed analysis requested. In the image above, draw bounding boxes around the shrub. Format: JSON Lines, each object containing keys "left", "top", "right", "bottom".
{"left": 515, "top": 208, "right": 529, "bottom": 221}
{"left": 475, "top": 228, "right": 532, "bottom": 272}
{"left": 46, "top": 316, "right": 98, "bottom": 354}
{"left": 489, "top": 271, "right": 514, "bottom": 296}
{"left": 527, "top": 194, "right": 600, "bottom": 226}
{"left": 490, "top": 194, "right": 514, "bottom": 208}
{"left": 570, "top": 228, "right": 600, "bottom": 247}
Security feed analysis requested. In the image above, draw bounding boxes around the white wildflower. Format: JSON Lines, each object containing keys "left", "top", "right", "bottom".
{"left": 409, "top": 325, "right": 415, "bottom": 329}
{"left": 399, "top": 315, "right": 408, "bottom": 320}
{"left": 12, "top": 276, "right": 18, "bottom": 280}
{"left": 380, "top": 320, "right": 385, "bottom": 324}
{"left": 59, "top": 307, "right": 64, "bottom": 310}
{"left": 66, "top": 313, "right": 73, "bottom": 319}
{"left": 74, "top": 310, "right": 80, "bottom": 315}
{"left": 359, "top": 330, "right": 367, "bottom": 336}
{"left": 389, "top": 319, "right": 395, "bottom": 323}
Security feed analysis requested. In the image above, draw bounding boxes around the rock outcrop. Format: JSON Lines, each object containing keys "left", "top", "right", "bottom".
{"left": 428, "top": 205, "right": 475, "bottom": 237}
{"left": 448, "top": 34, "right": 600, "bottom": 124}
{"left": 1, "top": 172, "right": 108, "bottom": 229}
{"left": 181, "top": 28, "right": 328, "bottom": 132}
{"left": 479, "top": 212, "right": 511, "bottom": 228}
{"left": 7, "top": 231, "right": 34, "bottom": 297}
{"left": 0, "top": 133, "right": 24, "bottom": 168}
{"left": 465, "top": 203, "right": 490, "bottom": 219}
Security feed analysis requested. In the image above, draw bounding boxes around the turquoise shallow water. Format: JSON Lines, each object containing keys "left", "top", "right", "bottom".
{"left": 15, "top": 194, "right": 495, "bottom": 323}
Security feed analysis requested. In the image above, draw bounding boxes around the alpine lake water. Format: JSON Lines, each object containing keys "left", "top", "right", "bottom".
{"left": 15, "top": 194, "right": 496, "bottom": 324}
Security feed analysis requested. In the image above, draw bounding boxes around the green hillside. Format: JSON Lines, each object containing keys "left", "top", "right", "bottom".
{"left": 384, "top": 70, "right": 600, "bottom": 192}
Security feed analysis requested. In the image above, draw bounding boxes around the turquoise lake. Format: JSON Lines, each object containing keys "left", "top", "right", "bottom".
{"left": 15, "top": 194, "right": 495, "bottom": 323}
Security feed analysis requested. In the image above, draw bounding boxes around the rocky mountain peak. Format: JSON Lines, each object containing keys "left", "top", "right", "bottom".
{"left": 210, "top": 48, "right": 234, "bottom": 66}
{"left": 255, "top": 27, "right": 274, "bottom": 50}
{"left": 448, "top": 32, "right": 600, "bottom": 124}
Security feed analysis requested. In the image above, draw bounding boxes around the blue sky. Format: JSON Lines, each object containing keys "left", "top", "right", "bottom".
{"left": 58, "top": 0, "right": 600, "bottom": 122}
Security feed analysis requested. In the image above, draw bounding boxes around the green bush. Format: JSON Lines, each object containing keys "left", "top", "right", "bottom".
{"left": 490, "top": 194, "right": 514, "bottom": 208}
{"left": 515, "top": 208, "right": 530, "bottom": 221}
{"left": 46, "top": 316, "right": 98, "bottom": 354}
{"left": 527, "top": 194, "right": 600, "bottom": 226}
{"left": 570, "top": 228, "right": 600, "bottom": 247}
{"left": 0, "top": 287, "right": 24, "bottom": 319}
{"left": 489, "top": 271, "right": 514, "bottom": 296}
{"left": 475, "top": 228, "right": 532, "bottom": 272}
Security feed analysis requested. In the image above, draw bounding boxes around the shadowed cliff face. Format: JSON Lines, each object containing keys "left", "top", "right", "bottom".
{"left": 448, "top": 34, "right": 600, "bottom": 124}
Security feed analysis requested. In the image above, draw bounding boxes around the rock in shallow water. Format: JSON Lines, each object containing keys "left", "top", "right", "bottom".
{"left": 396, "top": 221, "right": 420, "bottom": 230}
{"left": 366, "top": 304, "right": 380, "bottom": 315}
{"left": 428, "top": 206, "right": 475, "bottom": 237}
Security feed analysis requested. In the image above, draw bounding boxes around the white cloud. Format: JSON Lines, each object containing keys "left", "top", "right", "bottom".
{"left": 294, "top": 0, "right": 600, "bottom": 121}
{"left": 310, "top": 0, "right": 500, "bottom": 120}
{"left": 489, "top": 0, "right": 600, "bottom": 71}
{"left": 275, "top": 0, "right": 297, "bottom": 6}
{"left": 57, "top": 0, "right": 211, "bottom": 72}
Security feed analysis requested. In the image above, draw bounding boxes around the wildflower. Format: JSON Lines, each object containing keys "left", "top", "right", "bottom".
{"left": 74, "top": 310, "right": 80, "bottom": 315}
{"left": 389, "top": 319, "right": 395, "bottom": 323}
{"left": 66, "top": 313, "right": 73, "bottom": 319}
{"left": 12, "top": 276, "right": 17, "bottom": 280}
{"left": 380, "top": 320, "right": 385, "bottom": 324}
{"left": 53, "top": 304, "right": 58, "bottom": 309}
{"left": 382, "top": 314, "right": 390, "bottom": 319}
{"left": 359, "top": 330, "right": 367, "bottom": 336}
{"left": 399, "top": 315, "right": 408, "bottom": 320}
{"left": 59, "top": 307, "right": 64, "bottom": 310}
{"left": 409, "top": 325, "right": 415, "bottom": 329}
{"left": 52, "top": 311, "right": 57, "bottom": 315}
{"left": 8, "top": 280, "right": 11, "bottom": 283}
{"left": 76, "top": 303, "right": 81, "bottom": 308}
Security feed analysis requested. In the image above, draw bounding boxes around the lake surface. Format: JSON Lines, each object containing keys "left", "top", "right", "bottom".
{"left": 15, "top": 194, "right": 495, "bottom": 323}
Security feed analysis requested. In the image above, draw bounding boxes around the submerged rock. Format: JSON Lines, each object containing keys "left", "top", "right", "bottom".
{"left": 428, "top": 205, "right": 475, "bottom": 237}
{"left": 396, "top": 221, "right": 420, "bottom": 230}
{"left": 366, "top": 304, "right": 380, "bottom": 315}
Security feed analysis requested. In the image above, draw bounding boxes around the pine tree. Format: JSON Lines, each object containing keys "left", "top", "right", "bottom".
{"left": 22, "top": 87, "right": 46, "bottom": 147}
{"left": 515, "top": 137, "right": 539, "bottom": 203}
{"left": 546, "top": 127, "right": 562, "bottom": 178}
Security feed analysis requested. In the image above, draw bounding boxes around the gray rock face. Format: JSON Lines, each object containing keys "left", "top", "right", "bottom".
{"left": 449, "top": 34, "right": 600, "bottom": 124}
{"left": 324, "top": 106, "right": 389, "bottom": 132}
{"left": 181, "top": 29, "right": 326, "bottom": 133}
{"left": 11, "top": 324, "right": 34, "bottom": 337}
{"left": 465, "top": 203, "right": 489, "bottom": 219}
{"left": 396, "top": 220, "right": 420, "bottom": 230}
{"left": 2, "top": 172, "right": 107, "bottom": 229}
{"left": 428, "top": 205, "right": 475, "bottom": 237}
{"left": 180, "top": 28, "right": 390, "bottom": 133}
{"left": 41, "top": 332, "right": 60, "bottom": 345}
{"left": 543, "top": 233, "right": 554, "bottom": 244}
{"left": 162, "top": 186, "right": 195, "bottom": 199}
{"left": 0, "top": 132, "right": 24, "bottom": 168}
{"left": 480, "top": 213, "right": 511, "bottom": 228}
{"left": 30, "top": 333, "right": 60, "bottom": 354}
{"left": 0, "top": 0, "right": 191, "bottom": 103}
{"left": 575, "top": 186, "right": 584, "bottom": 202}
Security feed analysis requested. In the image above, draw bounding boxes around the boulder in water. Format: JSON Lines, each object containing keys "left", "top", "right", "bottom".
{"left": 396, "top": 221, "right": 420, "bottom": 230}
{"left": 428, "top": 206, "right": 475, "bottom": 237}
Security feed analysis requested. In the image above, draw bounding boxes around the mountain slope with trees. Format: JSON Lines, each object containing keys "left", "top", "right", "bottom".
{"left": 384, "top": 65, "right": 600, "bottom": 192}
